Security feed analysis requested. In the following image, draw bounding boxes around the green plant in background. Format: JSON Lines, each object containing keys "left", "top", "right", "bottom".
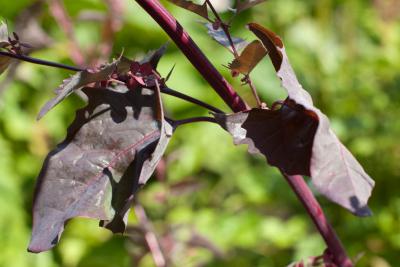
{"left": 0, "top": 0, "right": 399, "bottom": 266}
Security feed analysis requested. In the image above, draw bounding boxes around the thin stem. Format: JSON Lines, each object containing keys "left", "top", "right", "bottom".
{"left": 161, "top": 87, "right": 223, "bottom": 113}
{"left": 204, "top": 0, "right": 239, "bottom": 57}
{"left": 135, "top": 1, "right": 353, "bottom": 265}
{"left": 134, "top": 0, "right": 248, "bottom": 112}
{"left": 0, "top": 50, "right": 84, "bottom": 72}
{"left": 1, "top": 50, "right": 225, "bottom": 113}
{"left": 204, "top": 0, "right": 262, "bottom": 107}
{"left": 283, "top": 174, "right": 353, "bottom": 267}
{"left": 170, "top": 116, "right": 217, "bottom": 128}
{"left": 245, "top": 74, "right": 262, "bottom": 107}
{"left": 134, "top": 202, "right": 167, "bottom": 267}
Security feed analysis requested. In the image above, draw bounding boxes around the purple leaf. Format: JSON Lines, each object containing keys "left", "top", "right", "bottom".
{"left": 247, "top": 23, "right": 374, "bottom": 216}
{"left": 28, "top": 84, "right": 172, "bottom": 253}
{"left": 203, "top": 23, "right": 248, "bottom": 53}
{"left": 214, "top": 99, "right": 319, "bottom": 176}
{"left": 37, "top": 60, "right": 120, "bottom": 120}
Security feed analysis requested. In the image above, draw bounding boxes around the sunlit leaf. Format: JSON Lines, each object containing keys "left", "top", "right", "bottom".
{"left": 168, "top": 0, "right": 209, "bottom": 20}
{"left": 37, "top": 60, "right": 119, "bottom": 120}
{"left": 203, "top": 23, "right": 248, "bottom": 53}
{"left": 247, "top": 23, "right": 374, "bottom": 216}
{"left": 28, "top": 84, "right": 173, "bottom": 253}
{"left": 229, "top": 40, "right": 267, "bottom": 75}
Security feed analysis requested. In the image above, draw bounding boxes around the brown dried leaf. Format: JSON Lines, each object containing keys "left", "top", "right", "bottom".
{"left": 247, "top": 23, "right": 374, "bottom": 216}
{"left": 168, "top": 0, "right": 209, "bottom": 20}
{"left": 229, "top": 40, "right": 267, "bottom": 75}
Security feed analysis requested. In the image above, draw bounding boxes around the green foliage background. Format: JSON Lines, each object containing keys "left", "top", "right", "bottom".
{"left": 1, "top": 0, "right": 399, "bottom": 266}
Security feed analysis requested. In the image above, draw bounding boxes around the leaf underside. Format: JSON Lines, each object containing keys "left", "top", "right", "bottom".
{"left": 234, "top": 23, "right": 375, "bottom": 216}
{"left": 204, "top": 23, "right": 248, "bottom": 53}
{"left": 28, "top": 84, "right": 172, "bottom": 253}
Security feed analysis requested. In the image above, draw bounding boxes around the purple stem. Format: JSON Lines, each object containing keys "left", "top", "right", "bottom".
{"left": 134, "top": 0, "right": 353, "bottom": 266}
{"left": 134, "top": 0, "right": 248, "bottom": 113}
{"left": 284, "top": 174, "right": 353, "bottom": 267}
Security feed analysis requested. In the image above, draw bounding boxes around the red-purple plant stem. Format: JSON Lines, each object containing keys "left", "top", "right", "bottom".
{"left": 134, "top": 0, "right": 247, "bottom": 112}
{"left": 134, "top": 0, "right": 353, "bottom": 266}
{"left": 284, "top": 174, "right": 353, "bottom": 267}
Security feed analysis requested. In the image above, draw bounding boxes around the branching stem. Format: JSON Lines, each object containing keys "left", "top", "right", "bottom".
{"left": 204, "top": 0, "right": 239, "bottom": 58}
{"left": 204, "top": 0, "right": 262, "bottom": 107}
{"left": 135, "top": 0, "right": 353, "bottom": 266}
{"left": 134, "top": 0, "right": 248, "bottom": 112}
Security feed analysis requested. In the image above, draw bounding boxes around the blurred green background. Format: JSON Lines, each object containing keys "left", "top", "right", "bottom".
{"left": 1, "top": 0, "right": 399, "bottom": 266}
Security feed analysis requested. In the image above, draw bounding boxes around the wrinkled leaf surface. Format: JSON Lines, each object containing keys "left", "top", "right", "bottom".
{"left": 29, "top": 84, "right": 172, "bottom": 252}
{"left": 247, "top": 23, "right": 374, "bottom": 216}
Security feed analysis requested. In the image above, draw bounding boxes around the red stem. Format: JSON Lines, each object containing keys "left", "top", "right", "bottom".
{"left": 133, "top": 0, "right": 353, "bottom": 266}
{"left": 134, "top": 0, "right": 248, "bottom": 113}
{"left": 284, "top": 174, "right": 353, "bottom": 267}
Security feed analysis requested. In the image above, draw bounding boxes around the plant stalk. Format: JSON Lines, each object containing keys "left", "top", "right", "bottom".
{"left": 134, "top": 0, "right": 353, "bottom": 266}
{"left": 0, "top": 51, "right": 84, "bottom": 72}
{"left": 134, "top": 0, "right": 248, "bottom": 112}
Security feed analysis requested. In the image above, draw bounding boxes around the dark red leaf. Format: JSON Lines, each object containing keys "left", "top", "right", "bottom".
{"left": 214, "top": 99, "right": 319, "bottom": 176}
{"left": 28, "top": 84, "right": 172, "bottom": 253}
{"left": 247, "top": 23, "right": 374, "bottom": 216}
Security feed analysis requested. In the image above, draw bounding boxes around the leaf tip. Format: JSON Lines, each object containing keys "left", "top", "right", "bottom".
{"left": 349, "top": 196, "right": 373, "bottom": 217}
